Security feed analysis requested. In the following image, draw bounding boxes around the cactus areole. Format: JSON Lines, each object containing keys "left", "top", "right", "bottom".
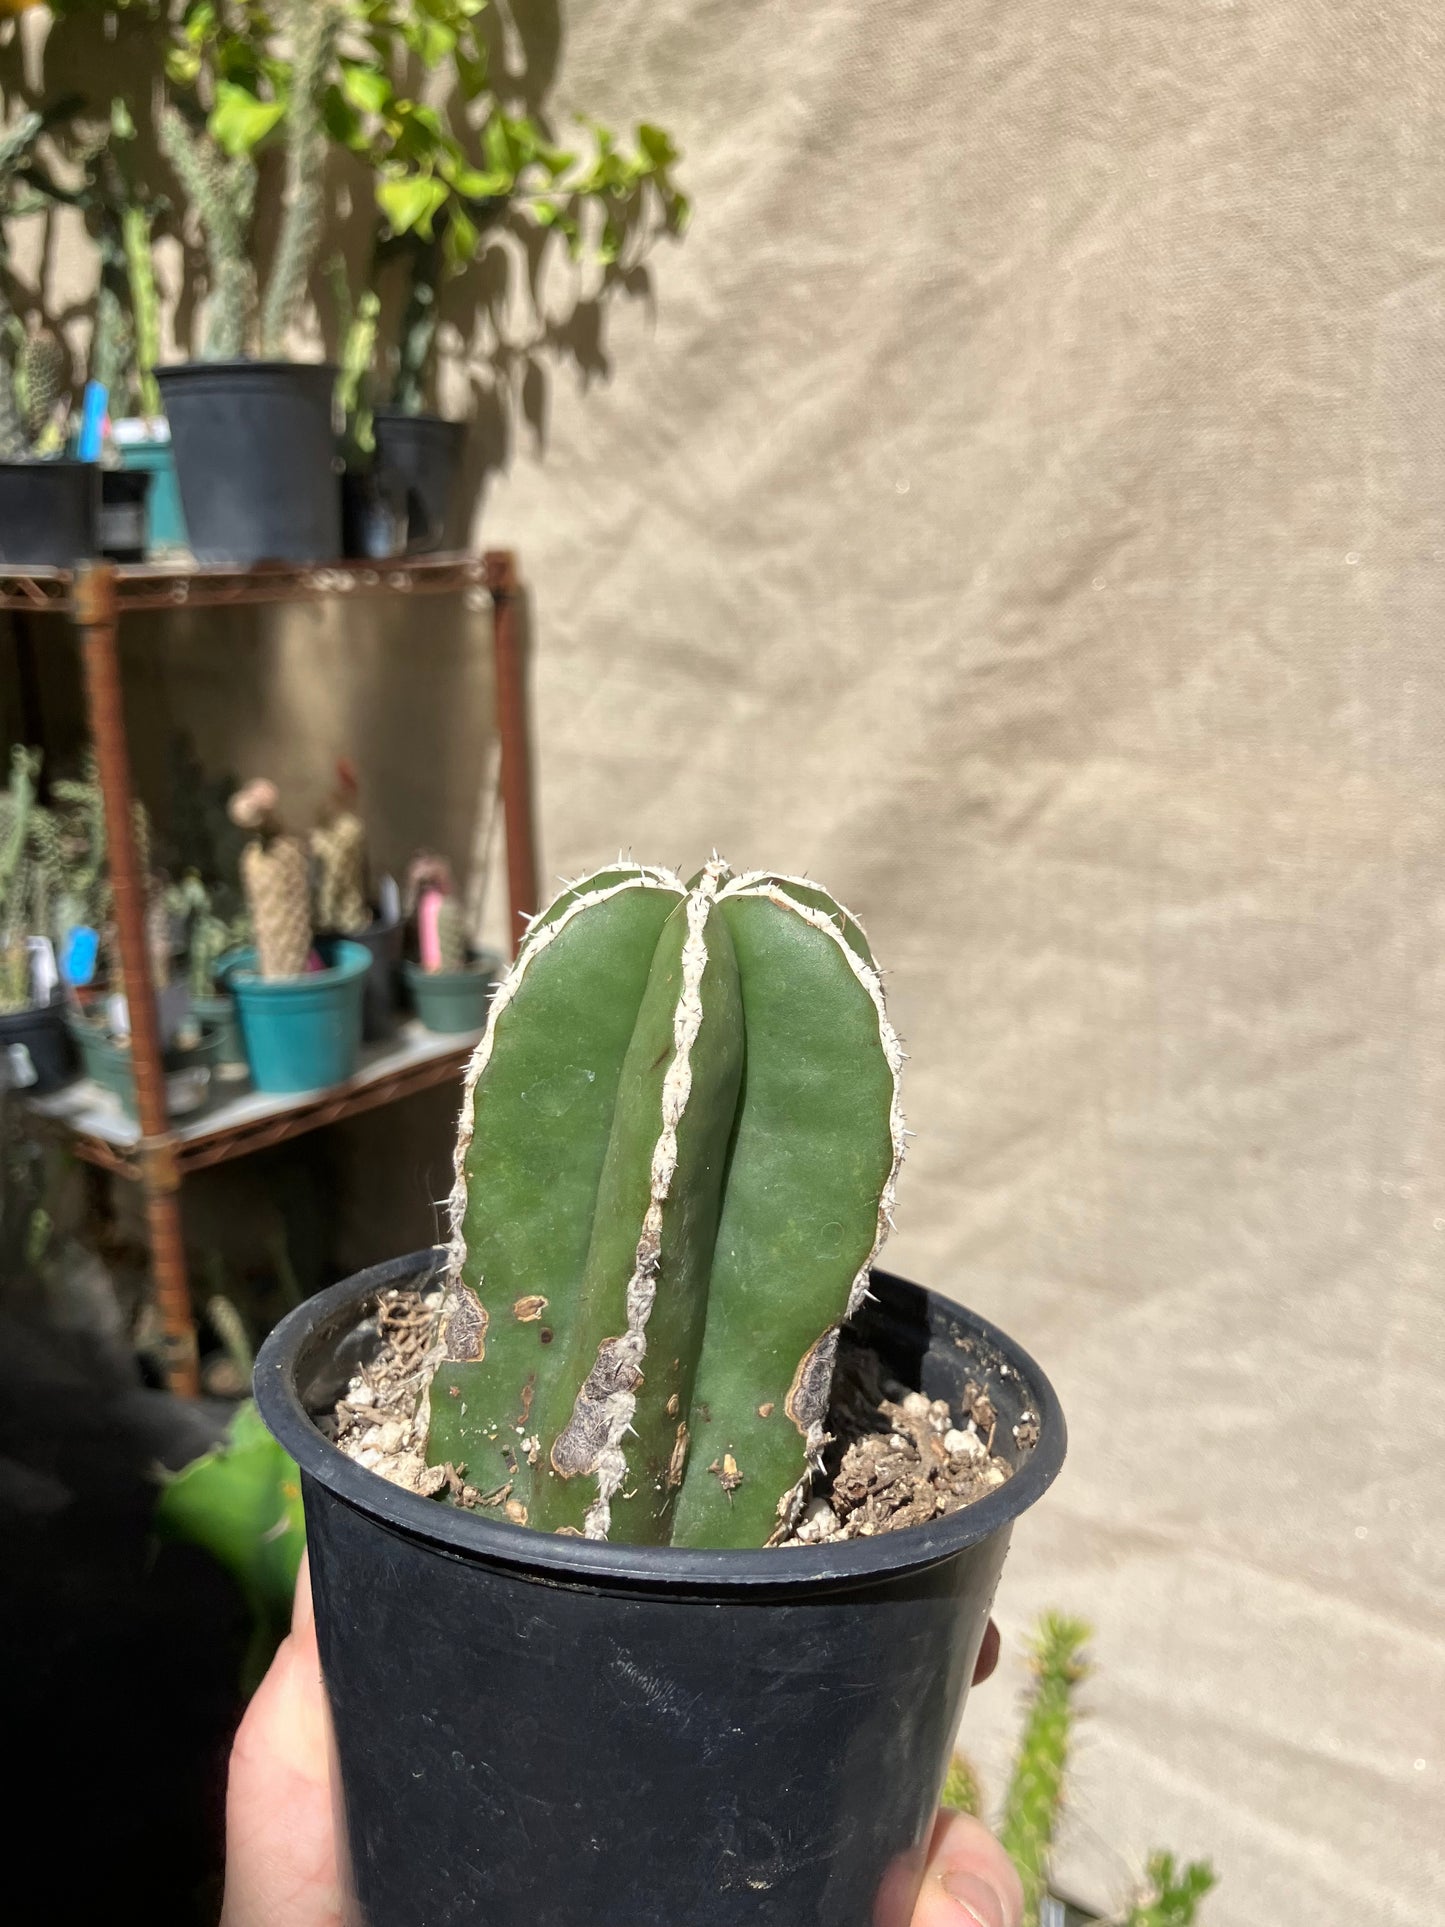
{"left": 427, "top": 860, "right": 905, "bottom": 1550}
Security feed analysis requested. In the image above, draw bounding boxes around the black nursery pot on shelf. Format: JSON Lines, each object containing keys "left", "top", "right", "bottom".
{"left": 255, "top": 1249, "right": 1066, "bottom": 1927}
{"left": 371, "top": 409, "right": 464, "bottom": 553}
{"left": 98, "top": 465, "right": 152, "bottom": 563}
{"left": 0, "top": 995, "right": 77, "bottom": 1094}
{"left": 344, "top": 914, "right": 404, "bottom": 1043}
{"left": 0, "top": 459, "right": 99, "bottom": 568}
{"left": 156, "top": 361, "right": 341, "bottom": 566}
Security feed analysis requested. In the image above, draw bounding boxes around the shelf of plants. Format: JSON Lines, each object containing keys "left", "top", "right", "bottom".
{"left": 2, "top": 550, "right": 539, "bottom": 1401}
{"left": 26, "top": 1017, "right": 479, "bottom": 1179}
{"left": 0, "top": 551, "right": 508, "bottom": 616}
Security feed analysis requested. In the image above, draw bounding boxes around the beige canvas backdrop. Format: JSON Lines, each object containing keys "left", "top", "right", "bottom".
{"left": 468, "top": 3, "right": 1445, "bottom": 1923}
{"left": 13, "top": 0, "right": 1443, "bottom": 1920}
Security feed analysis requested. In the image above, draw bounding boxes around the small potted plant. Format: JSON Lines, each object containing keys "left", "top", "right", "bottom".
{"left": 0, "top": 748, "right": 76, "bottom": 1093}
{"left": 310, "top": 761, "right": 402, "bottom": 1042}
{"left": 256, "top": 860, "right": 1066, "bottom": 1925}
{"left": 154, "top": 0, "right": 344, "bottom": 564}
{"left": 167, "top": 870, "right": 250, "bottom": 1078}
{"left": 401, "top": 851, "right": 497, "bottom": 1033}
{"left": 325, "top": 12, "right": 687, "bottom": 551}
{"left": 0, "top": 109, "right": 99, "bottom": 568}
{"left": 222, "top": 780, "right": 369, "bottom": 1094}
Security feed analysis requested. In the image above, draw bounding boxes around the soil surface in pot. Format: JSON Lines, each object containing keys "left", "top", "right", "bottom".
{"left": 322, "top": 1284, "right": 1014, "bottom": 1546}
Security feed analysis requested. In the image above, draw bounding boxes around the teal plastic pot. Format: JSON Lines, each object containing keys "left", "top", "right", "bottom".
{"left": 403, "top": 957, "right": 498, "bottom": 1034}
{"left": 65, "top": 1011, "right": 224, "bottom": 1121}
{"left": 114, "top": 431, "right": 188, "bottom": 554}
{"left": 191, "top": 990, "right": 248, "bottom": 1074}
{"left": 224, "top": 939, "right": 369, "bottom": 1094}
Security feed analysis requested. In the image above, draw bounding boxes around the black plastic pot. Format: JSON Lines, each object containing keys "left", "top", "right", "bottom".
{"left": 255, "top": 1251, "right": 1066, "bottom": 1927}
{"left": 98, "top": 465, "right": 152, "bottom": 562}
{"left": 0, "top": 459, "right": 99, "bottom": 569}
{"left": 339, "top": 463, "right": 407, "bottom": 560}
{"left": 0, "top": 996, "right": 77, "bottom": 1094}
{"left": 371, "top": 410, "right": 464, "bottom": 553}
{"left": 347, "top": 915, "right": 403, "bottom": 1043}
{"left": 156, "top": 361, "right": 341, "bottom": 566}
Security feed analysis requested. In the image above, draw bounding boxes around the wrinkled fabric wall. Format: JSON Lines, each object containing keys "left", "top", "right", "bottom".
{"left": 476, "top": 3, "right": 1445, "bottom": 1921}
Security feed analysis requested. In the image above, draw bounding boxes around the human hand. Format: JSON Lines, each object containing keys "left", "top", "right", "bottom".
{"left": 221, "top": 1563, "right": 1020, "bottom": 1927}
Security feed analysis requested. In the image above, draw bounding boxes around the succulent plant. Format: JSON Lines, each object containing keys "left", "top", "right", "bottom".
{"left": 0, "top": 108, "right": 77, "bottom": 457}
{"left": 230, "top": 782, "right": 312, "bottom": 980}
{"left": 407, "top": 852, "right": 467, "bottom": 972}
{"left": 157, "top": 102, "right": 257, "bottom": 360}
{"left": 310, "top": 763, "right": 370, "bottom": 936}
{"left": 259, "top": 0, "right": 342, "bottom": 357}
{"left": 169, "top": 870, "right": 249, "bottom": 1000}
{"left": 425, "top": 858, "right": 904, "bottom": 1549}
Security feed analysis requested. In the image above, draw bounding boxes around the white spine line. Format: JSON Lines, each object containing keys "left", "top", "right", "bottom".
{"left": 584, "top": 859, "right": 726, "bottom": 1538}
{"left": 445, "top": 866, "right": 685, "bottom": 1290}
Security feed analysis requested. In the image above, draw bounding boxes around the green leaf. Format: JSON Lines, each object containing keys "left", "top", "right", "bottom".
{"left": 208, "top": 82, "right": 285, "bottom": 158}
{"left": 637, "top": 122, "right": 678, "bottom": 168}
{"left": 155, "top": 1401, "right": 305, "bottom": 1694}
{"left": 447, "top": 162, "right": 512, "bottom": 199}
{"left": 321, "top": 86, "right": 363, "bottom": 149}
{"left": 340, "top": 60, "right": 393, "bottom": 118}
{"left": 165, "top": 45, "right": 202, "bottom": 87}
{"left": 443, "top": 206, "right": 480, "bottom": 272}
{"left": 376, "top": 173, "right": 449, "bottom": 237}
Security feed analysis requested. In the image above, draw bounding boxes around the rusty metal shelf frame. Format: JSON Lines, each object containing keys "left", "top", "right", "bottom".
{"left": 4, "top": 549, "right": 539, "bottom": 1396}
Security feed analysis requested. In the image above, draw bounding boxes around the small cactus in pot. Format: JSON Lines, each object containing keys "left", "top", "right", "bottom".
{"left": 426, "top": 858, "right": 904, "bottom": 1548}
{"left": 311, "top": 761, "right": 372, "bottom": 938}
{"left": 224, "top": 779, "right": 369, "bottom": 1095}
{"left": 229, "top": 781, "right": 313, "bottom": 980}
{"left": 403, "top": 854, "right": 497, "bottom": 1034}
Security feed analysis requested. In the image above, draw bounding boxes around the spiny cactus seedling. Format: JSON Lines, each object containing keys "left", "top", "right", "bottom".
{"left": 158, "top": 102, "right": 257, "bottom": 360}
{"left": 230, "top": 781, "right": 312, "bottom": 979}
{"left": 426, "top": 858, "right": 904, "bottom": 1549}
{"left": 943, "top": 1614, "right": 1215, "bottom": 1927}
{"left": 408, "top": 852, "right": 467, "bottom": 972}
{"left": 259, "top": 0, "right": 342, "bottom": 357}
{"left": 310, "top": 762, "right": 370, "bottom": 936}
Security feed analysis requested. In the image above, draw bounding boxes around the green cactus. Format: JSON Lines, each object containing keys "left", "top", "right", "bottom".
{"left": 15, "top": 329, "right": 67, "bottom": 447}
{"left": 158, "top": 103, "right": 257, "bottom": 360}
{"left": 425, "top": 859, "right": 904, "bottom": 1548}
{"left": 435, "top": 896, "right": 468, "bottom": 973}
{"left": 0, "top": 112, "right": 56, "bottom": 456}
{"left": 1000, "top": 1615, "right": 1093, "bottom": 1927}
{"left": 121, "top": 202, "right": 162, "bottom": 417}
{"left": 260, "top": 0, "right": 342, "bottom": 358}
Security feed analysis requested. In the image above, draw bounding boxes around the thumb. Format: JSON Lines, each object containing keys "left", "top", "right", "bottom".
{"left": 910, "top": 1812, "right": 1024, "bottom": 1927}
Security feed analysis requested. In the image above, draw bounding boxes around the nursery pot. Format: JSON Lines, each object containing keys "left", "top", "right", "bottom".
{"left": 371, "top": 409, "right": 464, "bottom": 553}
{"left": 339, "top": 462, "right": 407, "bottom": 560}
{"left": 0, "top": 995, "right": 76, "bottom": 1094}
{"left": 0, "top": 459, "right": 99, "bottom": 569}
{"left": 98, "top": 465, "right": 152, "bottom": 563}
{"left": 112, "top": 421, "right": 188, "bottom": 554}
{"left": 402, "top": 954, "right": 497, "bottom": 1033}
{"left": 157, "top": 361, "right": 341, "bottom": 566}
{"left": 254, "top": 1249, "right": 1066, "bottom": 1927}
{"left": 224, "top": 937, "right": 369, "bottom": 1094}
{"left": 332, "top": 915, "right": 403, "bottom": 1044}
{"left": 65, "top": 1011, "right": 224, "bottom": 1121}
{"left": 190, "top": 990, "right": 248, "bottom": 1077}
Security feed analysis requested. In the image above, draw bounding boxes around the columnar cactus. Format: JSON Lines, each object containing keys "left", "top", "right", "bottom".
{"left": 16, "top": 329, "right": 67, "bottom": 447}
{"left": 230, "top": 781, "right": 312, "bottom": 979}
{"left": 157, "top": 104, "right": 257, "bottom": 360}
{"left": 427, "top": 859, "right": 904, "bottom": 1550}
{"left": 260, "top": 0, "right": 342, "bottom": 357}
{"left": 310, "top": 764, "right": 370, "bottom": 936}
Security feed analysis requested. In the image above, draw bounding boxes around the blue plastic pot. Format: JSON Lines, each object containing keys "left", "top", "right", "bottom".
{"left": 223, "top": 938, "right": 369, "bottom": 1094}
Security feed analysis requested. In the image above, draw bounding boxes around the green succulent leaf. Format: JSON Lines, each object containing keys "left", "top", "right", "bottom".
{"left": 209, "top": 81, "right": 285, "bottom": 157}
{"left": 377, "top": 172, "right": 449, "bottom": 238}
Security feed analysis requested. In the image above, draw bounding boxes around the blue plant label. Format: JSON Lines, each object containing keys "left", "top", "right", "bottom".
{"left": 62, "top": 926, "right": 100, "bottom": 987}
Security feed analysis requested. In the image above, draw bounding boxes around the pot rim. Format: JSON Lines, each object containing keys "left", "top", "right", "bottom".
{"left": 255, "top": 1248, "right": 1067, "bottom": 1594}
{"left": 155, "top": 358, "right": 339, "bottom": 380}
{"left": 224, "top": 937, "right": 371, "bottom": 992}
